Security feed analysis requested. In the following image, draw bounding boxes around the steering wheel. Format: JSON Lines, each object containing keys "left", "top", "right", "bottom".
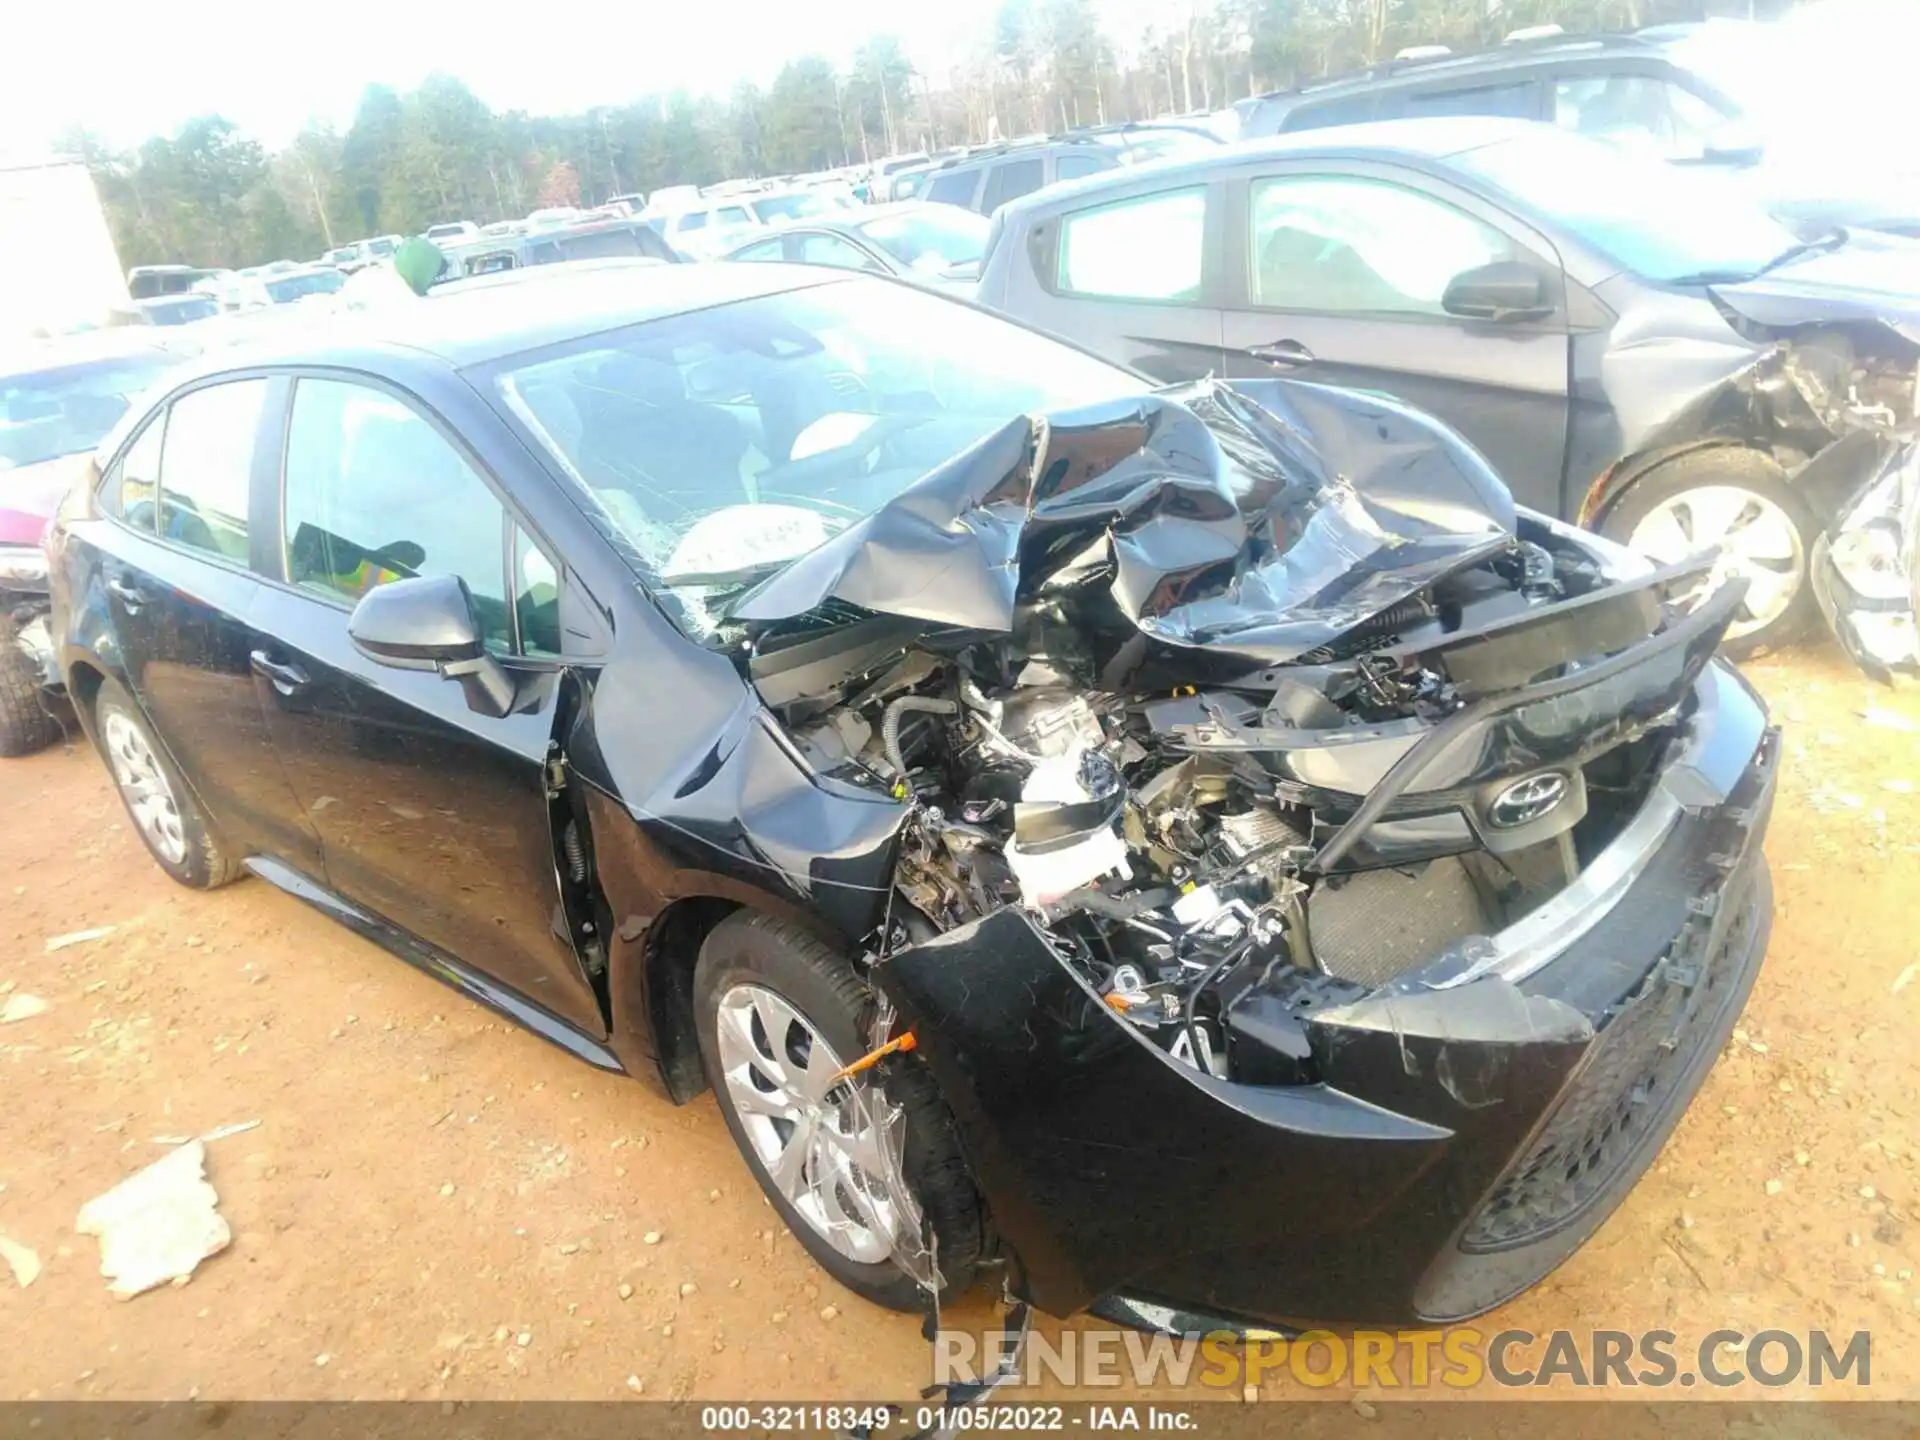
{"left": 755, "top": 411, "right": 911, "bottom": 497}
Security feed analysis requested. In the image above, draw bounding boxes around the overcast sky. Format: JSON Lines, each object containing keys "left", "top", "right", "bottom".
{"left": 7, "top": 0, "right": 1172, "bottom": 153}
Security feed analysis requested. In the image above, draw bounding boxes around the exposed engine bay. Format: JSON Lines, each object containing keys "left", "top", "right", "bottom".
{"left": 720, "top": 379, "right": 1738, "bottom": 1087}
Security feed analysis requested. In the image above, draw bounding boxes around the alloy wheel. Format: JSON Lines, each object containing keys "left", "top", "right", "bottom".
{"left": 1626, "top": 484, "right": 1805, "bottom": 640}
{"left": 713, "top": 983, "right": 910, "bottom": 1265}
{"left": 102, "top": 710, "right": 188, "bottom": 866}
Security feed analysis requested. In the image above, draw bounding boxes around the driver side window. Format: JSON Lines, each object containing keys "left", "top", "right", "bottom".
{"left": 281, "top": 377, "right": 514, "bottom": 653}
{"left": 1248, "top": 175, "right": 1521, "bottom": 317}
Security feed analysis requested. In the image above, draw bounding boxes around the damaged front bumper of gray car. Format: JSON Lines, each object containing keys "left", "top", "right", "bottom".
{"left": 1813, "top": 435, "right": 1920, "bottom": 678}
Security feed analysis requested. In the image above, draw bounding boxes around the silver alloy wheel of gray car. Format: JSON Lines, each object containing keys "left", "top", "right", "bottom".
{"left": 713, "top": 982, "right": 907, "bottom": 1265}
{"left": 1626, "top": 483, "right": 1806, "bottom": 640}
{"left": 101, "top": 709, "right": 188, "bottom": 866}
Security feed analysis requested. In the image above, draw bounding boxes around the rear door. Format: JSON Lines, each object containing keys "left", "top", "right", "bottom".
{"left": 1218, "top": 162, "right": 1572, "bottom": 514}
{"left": 246, "top": 372, "right": 605, "bottom": 1035}
{"left": 999, "top": 180, "right": 1227, "bottom": 384}
{"left": 101, "top": 376, "right": 326, "bottom": 871}
{"left": 980, "top": 157, "right": 1045, "bottom": 215}
{"left": 924, "top": 168, "right": 983, "bottom": 211}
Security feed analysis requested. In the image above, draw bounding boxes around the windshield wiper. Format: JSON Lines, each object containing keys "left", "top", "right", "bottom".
{"left": 1754, "top": 226, "right": 1848, "bottom": 277}
{"left": 1672, "top": 228, "right": 1849, "bottom": 288}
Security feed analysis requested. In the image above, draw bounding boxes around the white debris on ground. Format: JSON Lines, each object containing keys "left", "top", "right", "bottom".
{"left": 0, "top": 993, "right": 50, "bottom": 1024}
{"left": 44, "top": 925, "right": 118, "bottom": 953}
{"left": 0, "top": 1233, "right": 41, "bottom": 1287}
{"left": 75, "top": 1139, "right": 231, "bottom": 1298}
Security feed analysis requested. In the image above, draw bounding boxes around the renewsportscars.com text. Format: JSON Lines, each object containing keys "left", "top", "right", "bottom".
{"left": 932, "top": 1327, "right": 1873, "bottom": 1391}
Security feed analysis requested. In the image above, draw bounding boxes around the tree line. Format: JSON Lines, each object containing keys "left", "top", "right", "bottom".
{"left": 65, "top": 0, "right": 1787, "bottom": 271}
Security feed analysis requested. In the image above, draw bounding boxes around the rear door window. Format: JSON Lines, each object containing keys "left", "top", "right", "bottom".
{"left": 982, "top": 158, "right": 1045, "bottom": 213}
{"left": 1055, "top": 152, "right": 1111, "bottom": 181}
{"left": 1059, "top": 187, "right": 1207, "bottom": 301}
{"left": 556, "top": 228, "right": 647, "bottom": 261}
{"left": 1398, "top": 81, "right": 1539, "bottom": 120}
{"left": 156, "top": 379, "right": 268, "bottom": 564}
{"left": 927, "top": 171, "right": 980, "bottom": 207}
{"left": 280, "top": 377, "right": 515, "bottom": 652}
{"left": 1281, "top": 94, "right": 1378, "bottom": 131}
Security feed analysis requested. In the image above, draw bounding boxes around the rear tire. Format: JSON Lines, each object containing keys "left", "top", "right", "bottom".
{"left": 693, "top": 911, "right": 983, "bottom": 1311}
{"left": 1599, "top": 447, "right": 1817, "bottom": 657}
{"left": 92, "top": 676, "right": 241, "bottom": 889}
{"left": 0, "top": 619, "right": 61, "bottom": 757}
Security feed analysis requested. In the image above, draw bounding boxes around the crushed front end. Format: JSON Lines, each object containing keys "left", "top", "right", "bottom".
{"left": 1812, "top": 435, "right": 1920, "bottom": 678}
{"left": 728, "top": 379, "right": 1777, "bottom": 1325}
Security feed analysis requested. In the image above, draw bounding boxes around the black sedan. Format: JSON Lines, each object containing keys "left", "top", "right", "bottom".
{"left": 975, "top": 116, "right": 1920, "bottom": 658}
{"left": 49, "top": 260, "right": 1776, "bottom": 1329}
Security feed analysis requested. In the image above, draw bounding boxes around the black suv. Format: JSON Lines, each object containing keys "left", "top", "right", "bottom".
{"left": 1239, "top": 30, "right": 1746, "bottom": 158}
{"left": 1235, "top": 25, "right": 1919, "bottom": 240}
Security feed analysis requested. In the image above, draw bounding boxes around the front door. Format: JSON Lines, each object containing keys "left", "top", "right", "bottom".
{"left": 247, "top": 374, "right": 604, "bottom": 1036}
{"left": 1219, "top": 167, "right": 1572, "bottom": 515}
{"left": 102, "top": 377, "right": 325, "bottom": 872}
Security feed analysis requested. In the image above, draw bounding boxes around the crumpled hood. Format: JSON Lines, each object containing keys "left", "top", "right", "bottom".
{"left": 1711, "top": 230, "right": 1920, "bottom": 341}
{"left": 736, "top": 377, "right": 1517, "bottom": 667}
{"left": 0, "top": 453, "right": 89, "bottom": 547}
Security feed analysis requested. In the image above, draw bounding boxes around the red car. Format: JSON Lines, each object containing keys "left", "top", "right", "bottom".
{"left": 1, "top": 332, "right": 181, "bottom": 753}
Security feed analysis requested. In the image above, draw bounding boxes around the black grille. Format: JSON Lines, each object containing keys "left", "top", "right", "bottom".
{"left": 1462, "top": 873, "right": 1760, "bottom": 1251}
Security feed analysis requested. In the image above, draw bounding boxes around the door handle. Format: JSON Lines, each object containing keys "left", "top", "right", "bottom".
{"left": 1245, "top": 339, "right": 1315, "bottom": 368}
{"left": 105, "top": 575, "right": 149, "bottom": 610}
{"left": 250, "top": 650, "right": 311, "bottom": 697}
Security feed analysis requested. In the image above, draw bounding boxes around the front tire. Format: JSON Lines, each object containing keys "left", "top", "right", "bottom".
{"left": 693, "top": 912, "right": 983, "bottom": 1311}
{"left": 0, "top": 618, "right": 61, "bottom": 757}
{"left": 92, "top": 676, "right": 241, "bottom": 889}
{"left": 1599, "top": 447, "right": 1817, "bottom": 657}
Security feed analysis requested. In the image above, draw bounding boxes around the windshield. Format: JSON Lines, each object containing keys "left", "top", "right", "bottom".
{"left": 0, "top": 356, "right": 171, "bottom": 469}
{"left": 490, "top": 277, "right": 1140, "bottom": 635}
{"left": 1454, "top": 128, "right": 1802, "bottom": 283}
{"left": 366, "top": 237, "right": 397, "bottom": 257}
{"left": 858, "top": 207, "right": 990, "bottom": 271}
{"left": 143, "top": 296, "right": 219, "bottom": 325}
{"left": 752, "top": 193, "right": 830, "bottom": 224}
{"left": 265, "top": 269, "right": 347, "bottom": 303}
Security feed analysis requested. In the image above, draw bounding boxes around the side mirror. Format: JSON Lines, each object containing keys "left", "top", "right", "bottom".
{"left": 347, "top": 573, "right": 517, "bottom": 718}
{"left": 1441, "top": 261, "right": 1553, "bottom": 323}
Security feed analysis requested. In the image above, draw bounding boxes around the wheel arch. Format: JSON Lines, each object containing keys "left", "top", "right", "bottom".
{"left": 1576, "top": 438, "right": 1774, "bottom": 531}
{"left": 63, "top": 658, "right": 108, "bottom": 743}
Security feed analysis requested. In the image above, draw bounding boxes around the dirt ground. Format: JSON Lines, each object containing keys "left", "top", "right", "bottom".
{"left": 1, "top": 639, "right": 1917, "bottom": 1404}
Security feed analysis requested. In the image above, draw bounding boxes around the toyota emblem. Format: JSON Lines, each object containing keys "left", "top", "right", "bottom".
{"left": 1489, "top": 772, "right": 1569, "bottom": 829}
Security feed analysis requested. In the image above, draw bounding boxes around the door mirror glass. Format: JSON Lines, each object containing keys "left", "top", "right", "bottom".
{"left": 1441, "top": 260, "right": 1553, "bottom": 322}
{"left": 348, "top": 574, "right": 517, "bottom": 717}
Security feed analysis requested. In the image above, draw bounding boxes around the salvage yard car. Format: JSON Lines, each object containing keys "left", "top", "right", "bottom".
{"left": 48, "top": 263, "right": 1776, "bottom": 1329}
{"left": 724, "top": 202, "right": 990, "bottom": 290}
{"left": 2, "top": 331, "right": 180, "bottom": 753}
{"left": 975, "top": 116, "right": 1920, "bottom": 657}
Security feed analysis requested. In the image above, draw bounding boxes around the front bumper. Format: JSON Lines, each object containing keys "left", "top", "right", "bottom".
{"left": 879, "top": 660, "right": 1775, "bottom": 1327}
{"left": 4, "top": 594, "right": 57, "bottom": 690}
{"left": 1811, "top": 437, "right": 1919, "bottom": 680}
